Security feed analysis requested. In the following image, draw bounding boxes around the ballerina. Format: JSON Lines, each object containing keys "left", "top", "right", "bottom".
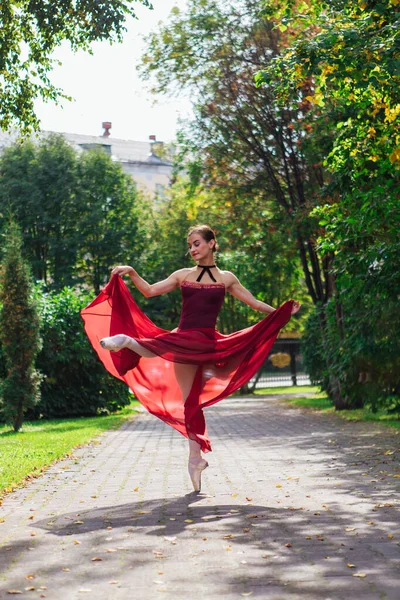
{"left": 81, "top": 224, "right": 300, "bottom": 492}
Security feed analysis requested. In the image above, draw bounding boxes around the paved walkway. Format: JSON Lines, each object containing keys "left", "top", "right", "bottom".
{"left": 0, "top": 397, "right": 399, "bottom": 599}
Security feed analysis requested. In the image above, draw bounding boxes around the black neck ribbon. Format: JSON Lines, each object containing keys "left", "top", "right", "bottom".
{"left": 196, "top": 265, "right": 217, "bottom": 282}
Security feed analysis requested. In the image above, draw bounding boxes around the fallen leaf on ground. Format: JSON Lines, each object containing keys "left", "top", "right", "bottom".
{"left": 24, "top": 587, "right": 35, "bottom": 591}
{"left": 243, "top": 528, "right": 249, "bottom": 533}
{"left": 25, "top": 575, "right": 35, "bottom": 580}
{"left": 388, "top": 534, "right": 394, "bottom": 539}
{"left": 74, "top": 540, "right": 81, "bottom": 545}
{"left": 108, "top": 581, "right": 118, "bottom": 584}
{"left": 223, "top": 534, "right": 234, "bottom": 539}
{"left": 347, "top": 563, "right": 356, "bottom": 568}
{"left": 7, "top": 591, "right": 23, "bottom": 595}
{"left": 284, "top": 543, "right": 292, "bottom": 548}
{"left": 91, "top": 557, "right": 102, "bottom": 561}
{"left": 352, "top": 573, "right": 367, "bottom": 578}
{"left": 184, "top": 519, "right": 193, "bottom": 523}
{"left": 61, "top": 568, "right": 70, "bottom": 572}
{"left": 246, "top": 497, "right": 253, "bottom": 502}
{"left": 74, "top": 521, "right": 84, "bottom": 525}
{"left": 133, "top": 487, "right": 139, "bottom": 492}
{"left": 276, "top": 484, "right": 282, "bottom": 488}
{"left": 105, "top": 548, "right": 117, "bottom": 553}
{"left": 345, "top": 527, "right": 356, "bottom": 531}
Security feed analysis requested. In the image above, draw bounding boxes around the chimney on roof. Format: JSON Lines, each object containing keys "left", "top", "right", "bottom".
{"left": 102, "top": 122, "right": 112, "bottom": 137}
{"left": 149, "top": 135, "right": 156, "bottom": 142}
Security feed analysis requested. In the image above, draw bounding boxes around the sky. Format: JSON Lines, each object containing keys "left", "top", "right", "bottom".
{"left": 34, "top": 0, "right": 190, "bottom": 142}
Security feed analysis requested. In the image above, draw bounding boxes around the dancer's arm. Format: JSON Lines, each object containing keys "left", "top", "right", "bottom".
{"left": 225, "top": 273, "right": 276, "bottom": 314}
{"left": 111, "top": 266, "right": 190, "bottom": 297}
{"left": 225, "top": 272, "right": 301, "bottom": 315}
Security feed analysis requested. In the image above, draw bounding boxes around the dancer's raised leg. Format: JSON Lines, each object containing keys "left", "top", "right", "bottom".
{"left": 100, "top": 334, "right": 156, "bottom": 358}
{"left": 174, "top": 362, "right": 208, "bottom": 492}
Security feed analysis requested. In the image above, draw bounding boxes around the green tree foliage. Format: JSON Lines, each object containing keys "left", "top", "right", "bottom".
{"left": 258, "top": 0, "right": 400, "bottom": 409}
{"left": 258, "top": 0, "right": 400, "bottom": 182}
{"left": 139, "top": 0, "right": 331, "bottom": 308}
{"left": 76, "top": 149, "right": 144, "bottom": 295}
{"left": 0, "top": 135, "right": 146, "bottom": 294}
{"left": 0, "top": 0, "right": 153, "bottom": 132}
{"left": 0, "top": 135, "right": 78, "bottom": 287}
{"left": 0, "top": 222, "right": 41, "bottom": 431}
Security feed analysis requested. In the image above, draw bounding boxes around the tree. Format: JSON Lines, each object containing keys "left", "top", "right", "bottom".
{"left": 0, "top": 135, "right": 79, "bottom": 287}
{"left": 76, "top": 148, "right": 145, "bottom": 295}
{"left": 0, "top": 135, "right": 148, "bottom": 294}
{"left": 0, "top": 221, "right": 41, "bottom": 431}
{"left": 257, "top": 0, "right": 400, "bottom": 409}
{"left": 139, "top": 0, "right": 332, "bottom": 307}
{"left": 0, "top": 0, "right": 153, "bottom": 132}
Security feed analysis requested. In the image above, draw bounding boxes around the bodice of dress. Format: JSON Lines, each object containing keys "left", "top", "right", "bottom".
{"left": 178, "top": 281, "right": 225, "bottom": 330}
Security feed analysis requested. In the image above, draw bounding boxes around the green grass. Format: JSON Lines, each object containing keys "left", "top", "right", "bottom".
{"left": 0, "top": 402, "right": 139, "bottom": 498}
{"left": 258, "top": 386, "right": 400, "bottom": 431}
{"left": 254, "top": 385, "right": 324, "bottom": 396}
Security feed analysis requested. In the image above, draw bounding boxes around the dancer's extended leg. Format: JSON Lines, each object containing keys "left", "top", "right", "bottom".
{"left": 100, "top": 334, "right": 156, "bottom": 358}
{"left": 174, "top": 362, "right": 209, "bottom": 492}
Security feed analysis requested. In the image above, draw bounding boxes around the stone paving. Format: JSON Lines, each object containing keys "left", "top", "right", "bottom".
{"left": 0, "top": 396, "right": 399, "bottom": 600}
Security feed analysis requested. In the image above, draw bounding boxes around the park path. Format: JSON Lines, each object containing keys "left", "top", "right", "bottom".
{"left": 0, "top": 396, "right": 399, "bottom": 600}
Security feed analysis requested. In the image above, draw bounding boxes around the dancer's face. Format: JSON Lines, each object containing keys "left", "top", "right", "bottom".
{"left": 187, "top": 233, "right": 215, "bottom": 262}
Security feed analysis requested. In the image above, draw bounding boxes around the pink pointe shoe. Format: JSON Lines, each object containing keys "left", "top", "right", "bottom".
{"left": 188, "top": 458, "right": 209, "bottom": 492}
{"left": 100, "top": 334, "right": 129, "bottom": 352}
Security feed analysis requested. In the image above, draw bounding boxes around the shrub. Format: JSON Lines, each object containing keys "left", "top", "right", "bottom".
{"left": 29, "top": 286, "right": 131, "bottom": 419}
{"left": 302, "top": 298, "right": 400, "bottom": 413}
{"left": 0, "top": 222, "right": 42, "bottom": 430}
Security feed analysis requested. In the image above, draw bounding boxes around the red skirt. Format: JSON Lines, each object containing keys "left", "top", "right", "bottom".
{"left": 81, "top": 276, "right": 293, "bottom": 452}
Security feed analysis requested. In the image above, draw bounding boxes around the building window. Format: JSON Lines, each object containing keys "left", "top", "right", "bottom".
{"left": 155, "top": 183, "right": 166, "bottom": 198}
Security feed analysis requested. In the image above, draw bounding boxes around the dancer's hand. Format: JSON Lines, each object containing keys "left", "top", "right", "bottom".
{"left": 111, "top": 265, "right": 134, "bottom": 277}
{"left": 290, "top": 300, "right": 301, "bottom": 315}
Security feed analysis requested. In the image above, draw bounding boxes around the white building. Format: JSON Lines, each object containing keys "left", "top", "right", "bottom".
{"left": 0, "top": 125, "right": 173, "bottom": 198}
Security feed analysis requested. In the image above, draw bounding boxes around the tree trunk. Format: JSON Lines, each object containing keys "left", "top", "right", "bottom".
{"left": 14, "top": 398, "right": 24, "bottom": 432}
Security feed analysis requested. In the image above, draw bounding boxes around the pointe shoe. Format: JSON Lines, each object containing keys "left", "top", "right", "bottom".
{"left": 188, "top": 458, "right": 209, "bottom": 492}
{"left": 100, "top": 334, "right": 129, "bottom": 352}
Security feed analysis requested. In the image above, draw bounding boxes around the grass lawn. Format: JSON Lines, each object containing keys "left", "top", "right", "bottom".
{"left": 0, "top": 402, "right": 139, "bottom": 498}
{"left": 254, "top": 386, "right": 400, "bottom": 431}
{"left": 254, "top": 385, "right": 324, "bottom": 396}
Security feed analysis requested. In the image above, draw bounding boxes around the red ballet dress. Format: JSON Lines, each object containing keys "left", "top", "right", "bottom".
{"left": 81, "top": 270, "right": 294, "bottom": 452}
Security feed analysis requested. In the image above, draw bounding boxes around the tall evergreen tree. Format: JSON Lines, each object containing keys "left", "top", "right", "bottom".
{"left": 0, "top": 221, "right": 42, "bottom": 431}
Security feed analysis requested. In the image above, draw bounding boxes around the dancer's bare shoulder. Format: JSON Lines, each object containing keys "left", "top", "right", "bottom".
{"left": 174, "top": 267, "right": 196, "bottom": 284}
{"left": 220, "top": 270, "right": 240, "bottom": 289}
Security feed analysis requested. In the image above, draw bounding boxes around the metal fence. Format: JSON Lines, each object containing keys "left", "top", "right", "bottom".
{"left": 250, "top": 338, "right": 310, "bottom": 388}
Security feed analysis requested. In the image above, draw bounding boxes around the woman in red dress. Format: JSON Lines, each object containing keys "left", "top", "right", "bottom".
{"left": 81, "top": 225, "right": 300, "bottom": 492}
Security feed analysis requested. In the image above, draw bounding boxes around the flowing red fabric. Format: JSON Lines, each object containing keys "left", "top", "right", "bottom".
{"left": 81, "top": 275, "right": 293, "bottom": 452}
